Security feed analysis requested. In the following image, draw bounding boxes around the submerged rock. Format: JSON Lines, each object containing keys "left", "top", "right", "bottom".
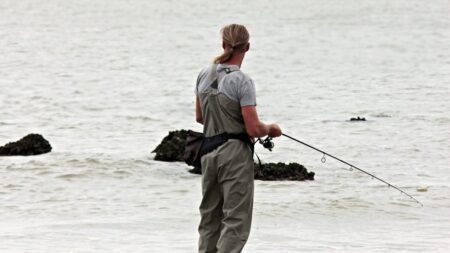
{"left": 152, "top": 130, "right": 188, "bottom": 162}
{"left": 153, "top": 130, "right": 315, "bottom": 181}
{"left": 0, "top": 134, "right": 52, "bottom": 156}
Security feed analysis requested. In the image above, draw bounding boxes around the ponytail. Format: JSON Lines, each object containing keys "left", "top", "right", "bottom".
{"left": 214, "top": 47, "right": 234, "bottom": 64}
{"left": 213, "top": 24, "right": 249, "bottom": 64}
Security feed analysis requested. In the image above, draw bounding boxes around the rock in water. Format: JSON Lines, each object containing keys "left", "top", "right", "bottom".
{"left": 152, "top": 130, "right": 188, "bottom": 162}
{"left": 350, "top": 116, "right": 366, "bottom": 121}
{"left": 254, "top": 162, "right": 315, "bottom": 181}
{"left": 153, "top": 129, "right": 316, "bottom": 181}
{"left": 188, "top": 166, "right": 202, "bottom": 174}
{"left": 0, "top": 134, "right": 52, "bottom": 156}
{"left": 189, "top": 162, "right": 314, "bottom": 181}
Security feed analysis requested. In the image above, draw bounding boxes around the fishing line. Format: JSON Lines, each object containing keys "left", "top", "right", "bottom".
{"left": 264, "top": 133, "right": 422, "bottom": 206}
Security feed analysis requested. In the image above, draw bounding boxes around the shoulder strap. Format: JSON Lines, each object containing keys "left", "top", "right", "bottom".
{"left": 209, "top": 64, "right": 219, "bottom": 89}
{"left": 210, "top": 65, "right": 239, "bottom": 89}
{"left": 210, "top": 64, "right": 218, "bottom": 81}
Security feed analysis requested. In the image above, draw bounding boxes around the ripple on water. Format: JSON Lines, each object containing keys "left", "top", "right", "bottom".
{"left": 371, "top": 112, "right": 393, "bottom": 118}
{"left": 4, "top": 184, "right": 23, "bottom": 189}
{"left": 56, "top": 173, "right": 88, "bottom": 179}
{"left": 113, "top": 169, "right": 131, "bottom": 175}
{"left": 124, "top": 115, "right": 159, "bottom": 122}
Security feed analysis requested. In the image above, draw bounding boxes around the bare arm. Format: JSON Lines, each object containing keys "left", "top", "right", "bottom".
{"left": 241, "top": 105, "right": 281, "bottom": 138}
{"left": 195, "top": 96, "right": 203, "bottom": 124}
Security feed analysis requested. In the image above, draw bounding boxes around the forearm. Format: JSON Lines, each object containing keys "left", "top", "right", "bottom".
{"left": 247, "top": 121, "right": 270, "bottom": 137}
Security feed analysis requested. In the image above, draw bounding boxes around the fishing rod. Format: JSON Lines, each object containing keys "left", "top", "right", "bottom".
{"left": 258, "top": 133, "right": 423, "bottom": 206}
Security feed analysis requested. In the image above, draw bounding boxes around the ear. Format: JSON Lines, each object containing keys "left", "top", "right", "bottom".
{"left": 245, "top": 43, "right": 250, "bottom": 52}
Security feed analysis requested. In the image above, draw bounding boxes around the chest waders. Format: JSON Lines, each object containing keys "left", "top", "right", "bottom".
{"left": 198, "top": 65, "right": 255, "bottom": 253}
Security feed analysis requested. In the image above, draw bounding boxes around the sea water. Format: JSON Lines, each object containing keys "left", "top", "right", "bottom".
{"left": 0, "top": 0, "right": 449, "bottom": 252}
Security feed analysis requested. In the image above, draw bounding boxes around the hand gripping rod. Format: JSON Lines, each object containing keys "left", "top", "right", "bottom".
{"left": 282, "top": 133, "right": 423, "bottom": 206}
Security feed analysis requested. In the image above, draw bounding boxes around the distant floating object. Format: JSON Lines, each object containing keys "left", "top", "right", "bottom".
{"left": 350, "top": 116, "right": 366, "bottom": 121}
{"left": 417, "top": 187, "right": 428, "bottom": 192}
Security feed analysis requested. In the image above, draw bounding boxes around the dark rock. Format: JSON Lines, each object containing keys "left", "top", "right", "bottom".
{"left": 350, "top": 116, "right": 366, "bottom": 121}
{"left": 0, "top": 134, "right": 52, "bottom": 156}
{"left": 152, "top": 130, "right": 188, "bottom": 162}
{"left": 188, "top": 166, "right": 202, "bottom": 174}
{"left": 188, "top": 162, "right": 314, "bottom": 181}
{"left": 153, "top": 130, "right": 315, "bottom": 181}
{"left": 254, "top": 162, "right": 314, "bottom": 181}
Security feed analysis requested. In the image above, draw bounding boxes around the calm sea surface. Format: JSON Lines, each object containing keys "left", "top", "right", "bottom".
{"left": 1, "top": 0, "right": 449, "bottom": 252}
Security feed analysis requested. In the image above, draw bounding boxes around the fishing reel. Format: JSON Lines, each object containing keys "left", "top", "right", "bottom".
{"left": 258, "top": 136, "right": 274, "bottom": 151}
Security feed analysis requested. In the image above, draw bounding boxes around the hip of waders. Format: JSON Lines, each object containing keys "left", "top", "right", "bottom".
{"left": 183, "top": 131, "right": 254, "bottom": 168}
{"left": 202, "top": 132, "right": 254, "bottom": 156}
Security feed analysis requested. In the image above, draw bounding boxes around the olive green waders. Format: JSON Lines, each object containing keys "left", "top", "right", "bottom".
{"left": 198, "top": 66, "right": 254, "bottom": 253}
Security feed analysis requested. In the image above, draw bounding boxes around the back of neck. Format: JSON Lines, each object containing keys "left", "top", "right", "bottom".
{"left": 222, "top": 54, "right": 244, "bottom": 68}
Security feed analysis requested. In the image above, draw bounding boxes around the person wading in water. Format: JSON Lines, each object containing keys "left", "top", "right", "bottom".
{"left": 195, "top": 24, "right": 282, "bottom": 253}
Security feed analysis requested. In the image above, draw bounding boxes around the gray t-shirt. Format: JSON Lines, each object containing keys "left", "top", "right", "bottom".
{"left": 195, "top": 64, "right": 256, "bottom": 106}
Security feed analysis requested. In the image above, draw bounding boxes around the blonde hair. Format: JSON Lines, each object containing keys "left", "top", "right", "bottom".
{"left": 214, "top": 24, "right": 250, "bottom": 64}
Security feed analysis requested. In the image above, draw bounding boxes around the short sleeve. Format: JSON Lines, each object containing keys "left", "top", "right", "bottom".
{"left": 239, "top": 79, "right": 257, "bottom": 106}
